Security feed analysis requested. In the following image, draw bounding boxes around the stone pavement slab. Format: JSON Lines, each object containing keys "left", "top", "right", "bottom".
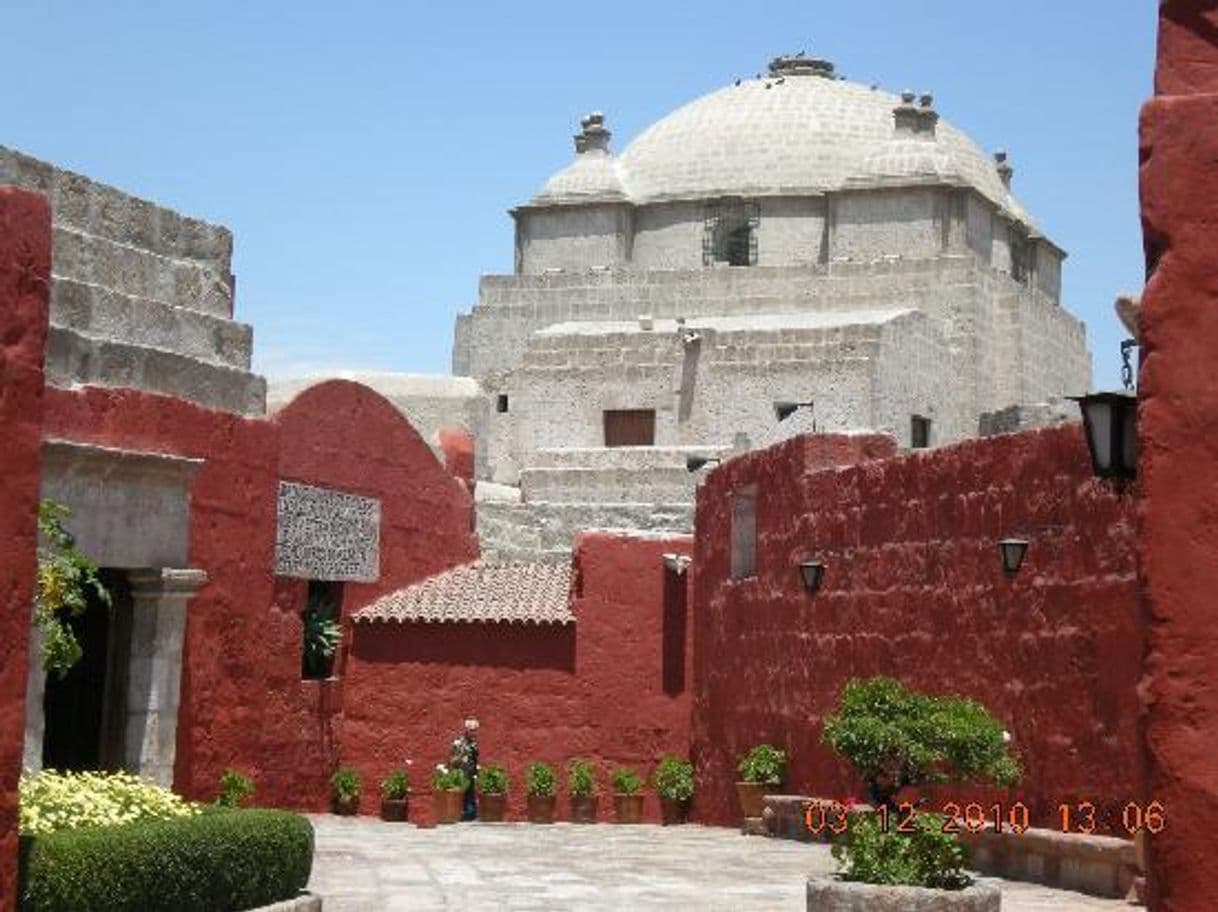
{"left": 306, "top": 815, "right": 1131, "bottom": 911}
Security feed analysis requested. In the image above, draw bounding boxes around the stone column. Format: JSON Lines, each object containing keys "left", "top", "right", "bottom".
{"left": 124, "top": 569, "right": 207, "bottom": 788}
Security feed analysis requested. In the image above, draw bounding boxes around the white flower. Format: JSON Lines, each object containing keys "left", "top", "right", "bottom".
{"left": 1002, "top": 730, "right": 1012, "bottom": 744}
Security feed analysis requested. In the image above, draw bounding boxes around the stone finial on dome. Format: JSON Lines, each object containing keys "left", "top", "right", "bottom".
{"left": 994, "top": 150, "right": 1014, "bottom": 188}
{"left": 574, "top": 111, "right": 612, "bottom": 154}
{"left": 768, "top": 52, "right": 835, "bottom": 78}
{"left": 893, "top": 90, "right": 938, "bottom": 138}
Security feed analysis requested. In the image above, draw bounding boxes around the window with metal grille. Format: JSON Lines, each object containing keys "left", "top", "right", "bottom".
{"left": 911, "top": 415, "right": 932, "bottom": 449}
{"left": 604, "top": 409, "right": 656, "bottom": 447}
{"left": 703, "top": 200, "right": 759, "bottom": 266}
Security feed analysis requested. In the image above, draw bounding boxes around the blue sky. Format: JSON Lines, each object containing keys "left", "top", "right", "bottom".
{"left": 1, "top": 2, "right": 1155, "bottom": 389}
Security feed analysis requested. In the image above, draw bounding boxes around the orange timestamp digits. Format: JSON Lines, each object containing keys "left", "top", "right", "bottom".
{"left": 1058, "top": 800, "right": 1166, "bottom": 836}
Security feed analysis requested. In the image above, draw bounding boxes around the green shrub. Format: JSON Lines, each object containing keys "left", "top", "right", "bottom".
{"left": 20, "top": 808, "right": 313, "bottom": 912}
{"left": 477, "top": 765, "right": 508, "bottom": 795}
{"left": 430, "top": 764, "right": 470, "bottom": 792}
{"left": 832, "top": 813, "right": 971, "bottom": 890}
{"left": 20, "top": 771, "right": 199, "bottom": 836}
{"left": 654, "top": 755, "right": 694, "bottom": 801}
{"left": 329, "top": 767, "right": 361, "bottom": 803}
{"left": 567, "top": 759, "right": 597, "bottom": 797}
{"left": 737, "top": 744, "right": 786, "bottom": 784}
{"left": 216, "top": 769, "right": 254, "bottom": 809}
{"left": 35, "top": 500, "right": 110, "bottom": 678}
{"left": 526, "top": 762, "right": 556, "bottom": 798}
{"left": 822, "top": 676, "right": 1020, "bottom": 810}
{"left": 611, "top": 768, "right": 643, "bottom": 795}
{"left": 380, "top": 769, "right": 410, "bottom": 799}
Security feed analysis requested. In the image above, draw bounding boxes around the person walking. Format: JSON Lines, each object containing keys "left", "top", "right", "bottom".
{"left": 452, "top": 717, "right": 479, "bottom": 821}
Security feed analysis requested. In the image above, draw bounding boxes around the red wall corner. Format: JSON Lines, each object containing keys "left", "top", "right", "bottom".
{"left": 1138, "top": 7, "right": 1218, "bottom": 908}
{"left": 0, "top": 186, "right": 51, "bottom": 912}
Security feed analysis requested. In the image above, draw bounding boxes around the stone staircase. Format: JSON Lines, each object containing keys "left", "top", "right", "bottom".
{"left": 1, "top": 144, "right": 266, "bottom": 416}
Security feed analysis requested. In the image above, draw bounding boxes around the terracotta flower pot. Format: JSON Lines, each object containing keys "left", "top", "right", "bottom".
{"left": 613, "top": 793, "right": 644, "bottom": 824}
{"left": 479, "top": 792, "right": 507, "bottom": 822}
{"left": 660, "top": 796, "right": 690, "bottom": 825}
{"left": 527, "top": 793, "right": 557, "bottom": 823}
{"left": 332, "top": 795, "right": 360, "bottom": 816}
{"left": 569, "top": 794, "right": 599, "bottom": 823}
{"left": 433, "top": 788, "right": 464, "bottom": 824}
{"left": 380, "top": 797, "right": 409, "bottom": 822}
{"left": 735, "top": 781, "right": 771, "bottom": 819}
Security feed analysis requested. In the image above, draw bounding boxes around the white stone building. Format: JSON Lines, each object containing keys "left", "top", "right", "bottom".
{"left": 286, "top": 53, "right": 1092, "bottom": 559}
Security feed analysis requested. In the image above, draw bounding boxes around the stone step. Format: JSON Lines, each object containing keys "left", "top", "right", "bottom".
{"left": 52, "top": 225, "right": 233, "bottom": 318}
{"left": 476, "top": 500, "right": 693, "bottom": 561}
{"left": 0, "top": 144, "right": 232, "bottom": 266}
{"left": 45, "top": 326, "right": 266, "bottom": 417}
{"left": 51, "top": 277, "right": 253, "bottom": 370}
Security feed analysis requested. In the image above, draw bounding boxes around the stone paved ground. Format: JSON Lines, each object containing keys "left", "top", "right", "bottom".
{"left": 306, "top": 815, "right": 1131, "bottom": 911}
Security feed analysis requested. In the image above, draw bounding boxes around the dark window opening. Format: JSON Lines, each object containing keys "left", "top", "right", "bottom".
{"left": 496, "top": 394, "right": 509, "bottom": 414}
{"left": 1010, "top": 231, "right": 1030, "bottom": 284}
{"left": 604, "top": 409, "right": 656, "bottom": 447}
{"left": 43, "top": 569, "right": 130, "bottom": 772}
{"left": 730, "top": 488, "right": 758, "bottom": 580}
{"left": 662, "top": 565, "right": 688, "bottom": 696}
{"left": 302, "top": 580, "right": 343, "bottom": 680}
{"left": 703, "top": 200, "right": 759, "bottom": 267}
{"left": 911, "top": 415, "right": 932, "bottom": 449}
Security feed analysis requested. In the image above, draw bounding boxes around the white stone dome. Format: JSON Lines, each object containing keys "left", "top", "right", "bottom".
{"left": 596, "top": 57, "right": 1031, "bottom": 224}
{"left": 531, "top": 149, "right": 630, "bottom": 206}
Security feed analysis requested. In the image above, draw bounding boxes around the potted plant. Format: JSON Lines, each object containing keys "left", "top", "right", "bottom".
{"left": 478, "top": 764, "right": 509, "bottom": 822}
{"left": 430, "top": 764, "right": 469, "bottom": 824}
{"left": 379, "top": 768, "right": 410, "bottom": 822}
{"left": 216, "top": 768, "right": 254, "bottom": 808}
{"left": 525, "top": 762, "right": 557, "bottom": 824}
{"left": 567, "top": 759, "right": 599, "bottom": 823}
{"left": 808, "top": 676, "right": 1021, "bottom": 909}
{"left": 653, "top": 755, "right": 693, "bottom": 825}
{"left": 736, "top": 744, "right": 786, "bottom": 819}
{"left": 330, "top": 767, "right": 362, "bottom": 815}
{"left": 610, "top": 768, "right": 644, "bottom": 824}
{"left": 821, "top": 676, "right": 1020, "bottom": 814}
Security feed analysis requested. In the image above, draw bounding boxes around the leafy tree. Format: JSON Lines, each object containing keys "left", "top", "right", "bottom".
{"left": 822, "top": 676, "right": 1019, "bottom": 812}
{"left": 35, "top": 500, "right": 110, "bottom": 678}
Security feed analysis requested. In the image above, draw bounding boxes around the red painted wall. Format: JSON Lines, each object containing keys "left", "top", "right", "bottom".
{"left": 1139, "top": 4, "right": 1218, "bottom": 906}
{"left": 0, "top": 188, "right": 50, "bottom": 912}
{"left": 690, "top": 427, "right": 1140, "bottom": 831}
{"left": 341, "top": 531, "right": 693, "bottom": 823}
{"left": 40, "top": 379, "right": 478, "bottom": 811}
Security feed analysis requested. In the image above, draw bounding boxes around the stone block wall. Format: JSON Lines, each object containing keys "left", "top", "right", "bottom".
{"left": 689, "top": 425, "right": 1140, "bottom": 831}
{"left": 0, "top": 146, "right": 265, "bottom": 416}
{"left": 517, "top": 204, "right": 631, "bottom": 274}
{"left": 341, "top": 531, "right": 694, "bottom": 824}
{"left": 1137, "top": 4, "right": 1218, "bottom": 907}
{"left": 0, "top": 187, "right": 50, "bottom": 912}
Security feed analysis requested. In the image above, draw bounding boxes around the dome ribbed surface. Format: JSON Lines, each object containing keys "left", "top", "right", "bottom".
{"left": 529, "top": 72, "right": 1033, "bottom": 228}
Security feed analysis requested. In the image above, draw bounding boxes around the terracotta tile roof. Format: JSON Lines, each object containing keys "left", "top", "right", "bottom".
{"left": 353, "top": 562, "right": 575, "bottom": 625}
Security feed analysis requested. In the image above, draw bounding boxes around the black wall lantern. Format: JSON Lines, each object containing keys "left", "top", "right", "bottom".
{"left": 997, "top": 538, "right": 1029, "bottom": 577}
{"left": 1069, "top": 391, "right": 1138, "bottom": 480}
{"left": 798, "top": 560, "right": 826, "bottom": 593}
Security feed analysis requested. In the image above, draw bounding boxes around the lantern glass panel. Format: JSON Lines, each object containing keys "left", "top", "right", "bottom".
{"left": 1085, "top": 399, "right": 1114, "bottom": 472}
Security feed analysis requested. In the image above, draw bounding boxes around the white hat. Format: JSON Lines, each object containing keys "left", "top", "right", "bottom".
{"left": 464, "top": 718, "right": 480, "bottom": 730}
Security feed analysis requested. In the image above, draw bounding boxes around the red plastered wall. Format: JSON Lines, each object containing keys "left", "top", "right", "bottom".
{"left": 39, "top": 379, "right": 479, "bottom": 811}
{"left": 690, "top": 427, "right": 1140, "bottom": 831}
{"left": 0, "top": 188, "right": 50, "bottom": 912}
{"left": 1139, "top": 4, "right": 1218, "bottom": 905}
{"left": 340, "top": 531, "right": 693, "bottom": 823}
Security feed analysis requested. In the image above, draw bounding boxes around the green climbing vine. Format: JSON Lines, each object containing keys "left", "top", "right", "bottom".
{"left": 35, "top": 499, "right": 110, "bottom": 678}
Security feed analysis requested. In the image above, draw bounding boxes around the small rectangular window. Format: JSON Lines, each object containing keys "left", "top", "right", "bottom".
{"left": 302, "top": 580, "right": 343, "bottom": 680}
{"left": 911, "top": 415, "right": 932, "bottom": 449}
{"left": 730, "top": 488, "right": 757, "bottom": 580}
{"left": 496, "top": 394, "right": 509, "bottom": 414}
{"left": 604, "top": 409, "right": 656, "bottom": 447}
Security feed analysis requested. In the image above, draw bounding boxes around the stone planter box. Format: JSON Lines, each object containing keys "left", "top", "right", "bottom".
{"left": 806, "top": 877, "right": 1000, "bottom": 911}
{"left": 960, "top": 826, "right": 1139, "bottom": 899}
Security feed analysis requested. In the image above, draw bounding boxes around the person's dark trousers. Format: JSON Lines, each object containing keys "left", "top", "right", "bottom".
{"left": 462, "top": 786, "right": 477, "bottom": 821}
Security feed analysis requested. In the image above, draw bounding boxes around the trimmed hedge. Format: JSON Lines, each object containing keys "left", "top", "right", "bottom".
{"left": 20, "top": 808, "right": 313, "bottom": 912}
